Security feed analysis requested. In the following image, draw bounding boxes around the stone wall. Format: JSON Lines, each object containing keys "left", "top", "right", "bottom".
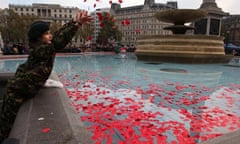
{"left": 136, "top": 35, "right": 233, "bottom": 63}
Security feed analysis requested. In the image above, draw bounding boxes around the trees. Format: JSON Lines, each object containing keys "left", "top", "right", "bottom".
{"left": 0, "top": 9, "right": 38, "bottom": 43}
{"left": 96, "top": 12, "right": 122, "bottom": 46}
{"left": 76, "top": 22, "right": 94, "bottom": 46}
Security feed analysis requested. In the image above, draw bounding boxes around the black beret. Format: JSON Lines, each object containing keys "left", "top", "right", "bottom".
{"left": 28, "top": 21, "right": 50, "bottom": 42}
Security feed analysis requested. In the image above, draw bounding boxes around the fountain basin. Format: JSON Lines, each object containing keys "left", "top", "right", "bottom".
{"left": 155, "top": 9, "right": 207, "bottom": 25}
{"left": 136, "top": 35, "right": 233, "bottom": 63}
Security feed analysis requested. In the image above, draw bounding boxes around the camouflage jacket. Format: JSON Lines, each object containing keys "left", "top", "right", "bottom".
{"left": 7, "top": 21, "right": 78, "bottom": 98}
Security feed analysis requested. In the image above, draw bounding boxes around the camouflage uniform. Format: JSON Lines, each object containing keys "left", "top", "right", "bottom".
{"left": 0, "top": 21, "right": 78, "bottom": 142}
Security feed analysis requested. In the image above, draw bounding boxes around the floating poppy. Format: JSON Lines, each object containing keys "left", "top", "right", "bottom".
{"left": 41, "top": 127, "right": 51, "bottom": 133}
{"left": 135, "top": 28, "right": 140, "bottom": 33}
{"left": 121, "top": 19, "right": 130, "bottom": 26}
{"left": 86, "top": 35, "right": 92, "bottom": 41}
{"left": 100, "top": 22, "right": 104, "bottom": 27}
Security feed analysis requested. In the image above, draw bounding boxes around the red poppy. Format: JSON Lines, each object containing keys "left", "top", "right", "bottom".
{"left": 100, "top": 22, "right": 104, "bottom": 27}
{"left": 111, "top": 18, "right": 116, "bottom": 22}
{"left": 96, "top": 12, "right": 102, "bottom": 17}
{"left": 121, "top": 19, "right": 130, "bottom": 26}
{"left": 135, "top": 28, "right": 140, "bottom": 33}
{"left": 41, "top": 127, "right": 51, "bottom": 133}
{"left": 121, "top": 20, "right": 125, "bottom": 26}
{"left": 96, "top": 12, "right": 103, "bottom": 21}
{"left": 87, "top": 35, "right": 92, "bottom": 41}
{"left": 125, "top": 19, "right": 130, "bottom": 25}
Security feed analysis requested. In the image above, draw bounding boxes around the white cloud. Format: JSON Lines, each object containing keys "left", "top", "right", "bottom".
{"left": 0, "top": 0, "right": 10, "bottom": 9}
{"left": 217, "top": 0, "right": 239, "bottom": 14}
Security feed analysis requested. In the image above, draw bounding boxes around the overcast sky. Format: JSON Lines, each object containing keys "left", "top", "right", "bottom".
{"left": 0, "top": 0, "right": 239, "bottom": 14}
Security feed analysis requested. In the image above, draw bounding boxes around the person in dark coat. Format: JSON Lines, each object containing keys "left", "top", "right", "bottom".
{"left": 0, "top": 10, "right": 92, "bottom": 142}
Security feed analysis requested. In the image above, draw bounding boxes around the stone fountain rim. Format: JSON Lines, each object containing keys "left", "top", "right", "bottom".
{"left": 155, "top": 9, "right": 208, "bottom": 24}
{"left": 138, "top": 34, "right": 224, "bottom": 40}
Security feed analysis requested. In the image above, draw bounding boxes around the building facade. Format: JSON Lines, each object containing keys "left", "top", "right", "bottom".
{"left": 9, "top": 3, "right": 79, "bottom": 25}
{"left": 8, "top": 3, "right": 84, "bottom": 46}
{"left": 222, "top": 15, "right": 240, "bottom": 45}
{"left": 110, "top": 0, "right": 178, "bottom": 45}
{"left": 8, "top": 1, "right": 178, "bottom": 47}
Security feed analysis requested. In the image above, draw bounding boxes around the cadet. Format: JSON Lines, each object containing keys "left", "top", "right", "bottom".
{"left": 0, "top": 10, "right": 92, "bottom": 142}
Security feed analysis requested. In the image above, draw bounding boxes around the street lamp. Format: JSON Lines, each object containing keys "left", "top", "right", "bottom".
{"left": 0, "top": 32, "right": 3, "bottom": 54}
{"left": 224, "top": 30, "right": 230, "bottom": 45}
{"left": 135, "top": 28, "right": 140, "bottom": 45}
{"left": 3, "top": 9, "right": 10, "bottom": 43}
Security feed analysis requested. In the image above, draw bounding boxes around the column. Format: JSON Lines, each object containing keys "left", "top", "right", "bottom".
{"left": 206, "top": 17, "right": 211, "bottom": 35}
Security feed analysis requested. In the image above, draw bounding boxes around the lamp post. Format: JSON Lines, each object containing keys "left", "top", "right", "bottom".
{"left": 0, "top": 32, "right": 3, "bottom": 54}
{"left": 135, "top": 29, "right": 140, "bottom": 45}
{"left": 224, "top": 30, "right": 230, "bottom": 45}
{"left": 223, "top": 30, "right": 231, "bottom": 54}
{"left": 3, "top": 10, "right": 10, "bottom": 44}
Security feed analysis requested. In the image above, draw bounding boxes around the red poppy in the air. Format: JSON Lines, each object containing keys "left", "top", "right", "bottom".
{"left": 86, "top": 35, "right": 92, "bottom": 41}
{"left": 111, "top": 18, "right": 116, "bottom": 22}
{"left": 96, "top": 12, "right": 103, "bottom": 21}
{"left": 135, "top": 28, "right": 140, "bottom": 33}
{"left": 41, "top": 127, "right": 51, "bottom": 133}
{"left": 121, "top": 19, "right": 130, "bottom": 26}
{"left": 100, "top": 22, "right": 104, "bottom": 27}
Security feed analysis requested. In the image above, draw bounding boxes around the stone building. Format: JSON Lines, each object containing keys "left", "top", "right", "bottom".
{"left": 110, "top": 0, "right": 178, "bottom": 45}
{"left": 8, "top": 1, "right": 178, "bottom": 47}
{"left": 8, "top": 3, "right": 83, "bottom": 46}
{"left": 222, "top": 15, "right": 240, "bottom": 45}
{"left": 9, "top": 3, "right": 79, "bottom": 24}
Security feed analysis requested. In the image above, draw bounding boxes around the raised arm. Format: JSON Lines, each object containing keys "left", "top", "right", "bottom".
{"left": 73, "top": 10, "right": 93, "bottom": 26}
{"left": 52, "top": 10, "right": 93, "bottom": 50}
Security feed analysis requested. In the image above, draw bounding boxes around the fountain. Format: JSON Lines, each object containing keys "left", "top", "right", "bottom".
{"left": 135, "top": 9, "right": 232, "bottom": 63}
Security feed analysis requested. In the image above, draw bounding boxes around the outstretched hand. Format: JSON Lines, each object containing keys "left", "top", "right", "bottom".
{"left": 73, "top": 10, "right": 93, "bottom": 26}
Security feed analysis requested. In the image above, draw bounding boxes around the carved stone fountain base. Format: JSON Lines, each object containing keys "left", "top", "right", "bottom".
{"left": 135, "top": 35, "right": 232, "bottom": 63}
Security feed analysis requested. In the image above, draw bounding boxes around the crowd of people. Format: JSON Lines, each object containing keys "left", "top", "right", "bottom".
{"left": 1, "top": 43, "right": 29, "bottom": 55}
{"left": 94, "top": 43, "right": 136, "bottom": 53}
{"left": 1, "top": 42, "right": 137, "bottom": 55}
